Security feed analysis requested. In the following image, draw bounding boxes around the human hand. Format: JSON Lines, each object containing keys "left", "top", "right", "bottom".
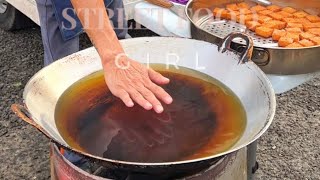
{"left": 102, "top": 55, "right": 173, "bottom": 113}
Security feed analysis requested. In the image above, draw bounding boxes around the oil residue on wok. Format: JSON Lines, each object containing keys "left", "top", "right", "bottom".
{"left": 55, "top": 65, "right": 246, "bottom": 163}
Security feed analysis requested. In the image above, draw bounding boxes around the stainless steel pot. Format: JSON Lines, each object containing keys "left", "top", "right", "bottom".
{"left": 186, "top": 0, "right": 320, "bottom": 75}
{"left": 11, "top": 34, "right": 276, "bottom": 177}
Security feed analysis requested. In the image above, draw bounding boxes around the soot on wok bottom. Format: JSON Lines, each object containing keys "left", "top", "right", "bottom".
{"left": 55, "top": 65, "right": 246, "bottom": 163}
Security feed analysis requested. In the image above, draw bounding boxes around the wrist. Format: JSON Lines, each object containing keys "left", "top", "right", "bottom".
{"left": 101, "top": 52, "right": 130, "bottom": 70}
{"left": 91, "top": 37, "right": 125, "bottom": 65}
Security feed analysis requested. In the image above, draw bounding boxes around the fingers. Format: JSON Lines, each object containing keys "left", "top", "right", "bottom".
{"left": 147, "top": 83, "right": 173, "bottom": 105}
{"left": 148, "top": 68, "right": 170, "bottom": 85}
{"left": 106, "top": 62, "right": 173, "bottom": 113}
{"left": 127, "top": 89, "right": 153, "bottom": 110}
{"left": 113, "top": 85, "right": 167, "bottom": 113}
{"left": 113, "top": 89, "right": 134, "bottom": 107}
{"left": 137, "top": 86, "right": 164, "bottom": 113}
{"left": 118, "top": 83, "right": 172, "bottom": 113}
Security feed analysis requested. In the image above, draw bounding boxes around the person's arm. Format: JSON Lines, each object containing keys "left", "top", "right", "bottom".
{"left": 70, "top": 0, "right": 172, "bottom": 113}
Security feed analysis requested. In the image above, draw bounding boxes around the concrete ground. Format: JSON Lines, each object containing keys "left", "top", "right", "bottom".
{"left": 0, "top": 26, "right": 319, "bottom": 180}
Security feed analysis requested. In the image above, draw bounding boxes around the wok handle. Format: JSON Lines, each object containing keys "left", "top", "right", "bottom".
{"left": 145, "top": 0, "right": 174, "bottom": 8}
{"left": 11, "top": 104, "right": 53, "bottom": 139}
{"left": 218, "top": 32, "right": 254, "bottom": 64}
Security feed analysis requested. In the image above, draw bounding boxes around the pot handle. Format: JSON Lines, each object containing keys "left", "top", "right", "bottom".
{"left": 218, "top": 32, "right": 254, "bottom": 64}
{"left": 11, "top": 104, "right": 53, "bottom": 139}
{"left": 249, "top": 0, "right": 271, "bottom": 6}
{"left": 236, "top": 46, "right": 270, "bottom": 66}
{"left": 145, "top": 0, "right": 174, "bottom": 8}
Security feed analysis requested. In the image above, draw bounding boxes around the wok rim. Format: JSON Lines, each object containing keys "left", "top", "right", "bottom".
{"left": 23, "top": 36, "right": 277, "bottom": 167}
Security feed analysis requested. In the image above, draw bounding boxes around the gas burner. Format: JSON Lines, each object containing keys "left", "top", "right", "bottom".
{"left": 50, "top": 143, "right": 249, "bottom": 180}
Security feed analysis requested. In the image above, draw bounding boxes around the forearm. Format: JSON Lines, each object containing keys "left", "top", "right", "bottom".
{"left": 70, "top": 0, "right": 172, "bottom": 113}
{"left": 70, "top": 0, "right": 124, "bottom": 65}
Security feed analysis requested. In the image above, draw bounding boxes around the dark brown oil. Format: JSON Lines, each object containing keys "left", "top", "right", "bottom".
{"left": 55, "top": 65, "right": 246, "bottom": 163}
